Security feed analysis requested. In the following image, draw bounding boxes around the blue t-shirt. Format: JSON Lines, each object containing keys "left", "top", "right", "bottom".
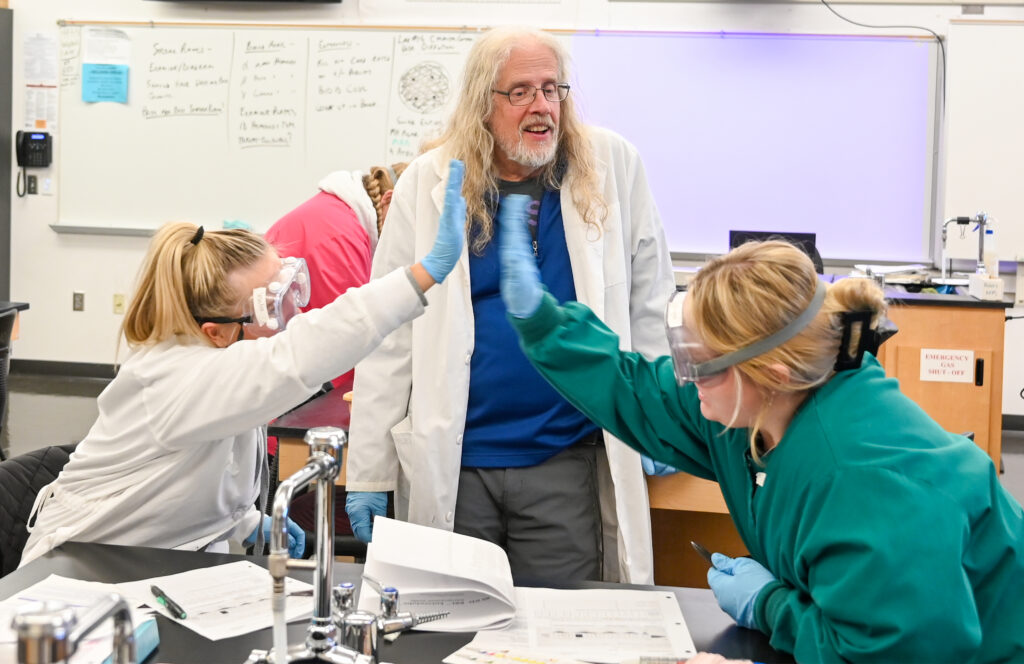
{"left": 462, "top": 181, "right": 598, "bottom": 468}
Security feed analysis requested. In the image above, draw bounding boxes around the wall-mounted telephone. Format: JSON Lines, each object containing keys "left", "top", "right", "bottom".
{"left": 15, "top": 130, "right": 52, "bottom": 197}
{"left": 16, "top": 130, "right": 52, "bottom": 168}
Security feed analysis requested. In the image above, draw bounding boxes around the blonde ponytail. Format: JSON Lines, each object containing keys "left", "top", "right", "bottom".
{"left": 121, "top": 222, "right": 270, "bottom": 349}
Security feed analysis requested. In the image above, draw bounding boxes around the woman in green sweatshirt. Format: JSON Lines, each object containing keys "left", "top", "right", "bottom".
{"left": 496, "top": 195, "right": 1024, "bottom": 663}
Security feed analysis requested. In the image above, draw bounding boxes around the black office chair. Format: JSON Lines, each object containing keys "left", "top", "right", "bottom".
{"left": 0, "top": 309, "right": 17, "bottom": 462}
{"left": 0, "top": 443, "right": 78, "bottom": 577}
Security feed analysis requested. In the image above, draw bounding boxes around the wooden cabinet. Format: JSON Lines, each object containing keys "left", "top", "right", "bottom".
{"left": 647, "top": 474, "right": 745, "bottom": 588}
{"left": 875, "top": 293, "right": 1008, "bottom": 464}
{"left": 269, "top": 388, "right": 351, "bottom": 485}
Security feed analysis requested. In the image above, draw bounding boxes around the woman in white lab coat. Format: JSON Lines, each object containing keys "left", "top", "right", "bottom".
{"left": 20, "top": 160, "right": 467, "bottom": 567}
{"left": 345, "top": 131, "right": 675, "bottom": 584}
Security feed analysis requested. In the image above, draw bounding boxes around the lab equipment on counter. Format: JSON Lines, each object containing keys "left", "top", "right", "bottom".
{"left": 243, "top": 427, "right": 446, "bottom": 664}
{"left": 969, "top": 272, "right": 1005, "bottom": 301}
{"left": 940, "top": 212, "right": 991, "bottom": 280}
{"left": 942, "top": 212, "right": 1005, "bottom": 300}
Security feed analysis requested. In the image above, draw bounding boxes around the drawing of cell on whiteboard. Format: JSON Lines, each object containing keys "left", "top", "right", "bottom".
{"left": 399, "top": 62, "right": 450, "bottom": 114}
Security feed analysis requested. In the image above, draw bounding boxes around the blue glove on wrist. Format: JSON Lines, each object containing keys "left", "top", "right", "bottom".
{"left": 640, "top": 454, "right": 680, "bottom": 476}
{"left": 498, "top": 194, "right": 543, "bottom": 318}
{"left": 707, "top": 552, "right": 776, "bottom": 630}
{"left": 420, "top": 159, "right": 466, "bottom": 283}
{"left": 245, "top": 515, "right": 306, "bottom": 559}
{"left": 345, "top": 491, "right": 388, "bottom": 542}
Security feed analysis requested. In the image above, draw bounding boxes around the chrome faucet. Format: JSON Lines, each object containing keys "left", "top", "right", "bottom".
{"left": 244, "top": 426, "right": 445, "bottom": 664}
{"left": 13, "top": 593, "right": 137, "bottom": 664}
{"left": 333, "top": 583, "right": 447, "bottom": 662}
{"left": 941, "top": 212, "right": 988, "bottom": 280}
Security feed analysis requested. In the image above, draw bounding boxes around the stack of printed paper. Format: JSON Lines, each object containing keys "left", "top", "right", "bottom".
{"left": 358, "top": 517, "right": 516, "bottom": 631}
{"left": 360, "top": 518, "right": 698, "bottom": 663}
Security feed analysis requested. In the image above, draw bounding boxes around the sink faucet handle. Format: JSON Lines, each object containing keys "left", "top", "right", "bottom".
{"left": 379, "top": 587, "right": 399, "bottom": 618}
{"left": 378, "top": 609, "right": 450, "bottom": 636}
{"left": 332, "top": 581, "right": 356, "bottom": 622}
{"left": 340, "top": 609, "right": 379, "bottom": 659}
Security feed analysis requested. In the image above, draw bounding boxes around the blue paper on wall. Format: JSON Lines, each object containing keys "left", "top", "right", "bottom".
{"left": 82, "top": 63, "right": 129, "bottom": 103}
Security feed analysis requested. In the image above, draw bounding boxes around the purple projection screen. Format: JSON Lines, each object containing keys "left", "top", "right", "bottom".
{"left": 569, "top": 32, "right": 937, "bottom": 262}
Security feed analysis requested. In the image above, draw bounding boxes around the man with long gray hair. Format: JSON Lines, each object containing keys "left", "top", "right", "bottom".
{"left": 345, "top": 25, "right": 674, "bottom": 584}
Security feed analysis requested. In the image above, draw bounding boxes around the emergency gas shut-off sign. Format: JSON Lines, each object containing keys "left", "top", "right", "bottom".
{"left": 920, "top": 349, "right": 975, "bottom": 383}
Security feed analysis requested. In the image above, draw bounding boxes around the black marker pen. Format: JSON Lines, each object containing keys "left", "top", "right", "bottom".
{"left": 690, "top": 540, "right": 714, "bottom": 567}
{"left": 151, "top": 584, "right": 187, "bottom": 619}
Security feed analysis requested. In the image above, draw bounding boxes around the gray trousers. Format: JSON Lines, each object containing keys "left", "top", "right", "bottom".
{"left": 454, "top": 439, "right": 603, "bottom": 583}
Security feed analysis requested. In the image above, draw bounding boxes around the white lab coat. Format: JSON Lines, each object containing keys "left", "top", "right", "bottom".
{"left": 20, "top": 269, "right": 426, "bottom": 567}
{"left": 346, "top": 128, "right": 675, "bottom": 584}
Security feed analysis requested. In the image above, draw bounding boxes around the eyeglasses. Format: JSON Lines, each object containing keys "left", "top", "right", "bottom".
{"left": 492, "top": 83, "right": 570, "bottom": 106}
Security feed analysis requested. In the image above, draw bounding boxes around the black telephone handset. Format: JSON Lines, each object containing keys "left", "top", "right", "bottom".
{"left": 15, "top": 130, "right": 52, "bottom": 168}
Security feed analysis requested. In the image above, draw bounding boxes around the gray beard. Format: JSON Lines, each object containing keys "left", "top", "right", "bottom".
{"left": 499, "top": 129, "right": 558, "bottom": 170}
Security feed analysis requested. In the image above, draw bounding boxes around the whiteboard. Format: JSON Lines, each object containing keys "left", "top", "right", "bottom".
{"left": 943, "top": 20, "right": 1024, "bottom": 263}
{"left": 57, "top": 24, "right": 939, "bottom": 262}
{"left": 57, "top": 25, "right": 477, "bottom": 233}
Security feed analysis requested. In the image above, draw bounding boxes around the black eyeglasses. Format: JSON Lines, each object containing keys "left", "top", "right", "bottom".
{"left": 194, "top": 315, "right": 252, "bottom": 325}
{"left": 194, "top": 314, "right": 251, "bottom": 342}
{"left": 492, "top": 84, "right": 570, "bottom": 106}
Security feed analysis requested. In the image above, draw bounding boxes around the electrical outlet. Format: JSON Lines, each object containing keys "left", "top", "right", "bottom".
{"left": 27, "top": 175, "right": 38, "bottom": 195}
{"left": 72, "top": 291, "right": 85, "bottom": 312}
{"left": 113, "top": 293, "right": 126, "bottom": 315}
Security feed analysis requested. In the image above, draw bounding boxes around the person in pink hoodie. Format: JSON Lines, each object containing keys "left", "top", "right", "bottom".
{"left": 266, "top": 164, "right": 406, "bottom": 395}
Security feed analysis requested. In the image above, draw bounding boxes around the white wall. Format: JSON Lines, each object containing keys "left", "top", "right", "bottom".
{"left": 7, "top": 0, "right": 1024, "bottom": 416}
{"left": 1004, "top": 308, "right": 1024, "bottom": 417}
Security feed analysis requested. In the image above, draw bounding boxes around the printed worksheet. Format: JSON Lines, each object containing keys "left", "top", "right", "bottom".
{"left": 461, "top": 587, "right": 697, "bottom": 664}
{"left": 117, "top": 560, "right": 314, "bottom": 640}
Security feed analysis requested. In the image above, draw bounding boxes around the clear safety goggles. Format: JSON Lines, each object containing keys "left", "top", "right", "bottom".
{"left": 665, "top": 280, "right": 826, "bottom": 387}
{"left": 240, "top": 256, "right": 310, "bottom": 336}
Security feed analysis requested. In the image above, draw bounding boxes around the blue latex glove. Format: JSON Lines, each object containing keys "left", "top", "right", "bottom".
{"left": 420, "top": 159, "right": 466, "bottom": 283}
{"left": 497, "top": 194, "right": 543, "bottom": 318}
{"left": 707, "top": 552, "right": 776, "bottom": 629}
{"left": 345, "top": 491, "right": 388, "bottom": 542}
{"left": 640, "top": 454, "right": 680, "bottom": 476}
{"left": 245, "top": 515, "right": 306, "bottom": 559}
